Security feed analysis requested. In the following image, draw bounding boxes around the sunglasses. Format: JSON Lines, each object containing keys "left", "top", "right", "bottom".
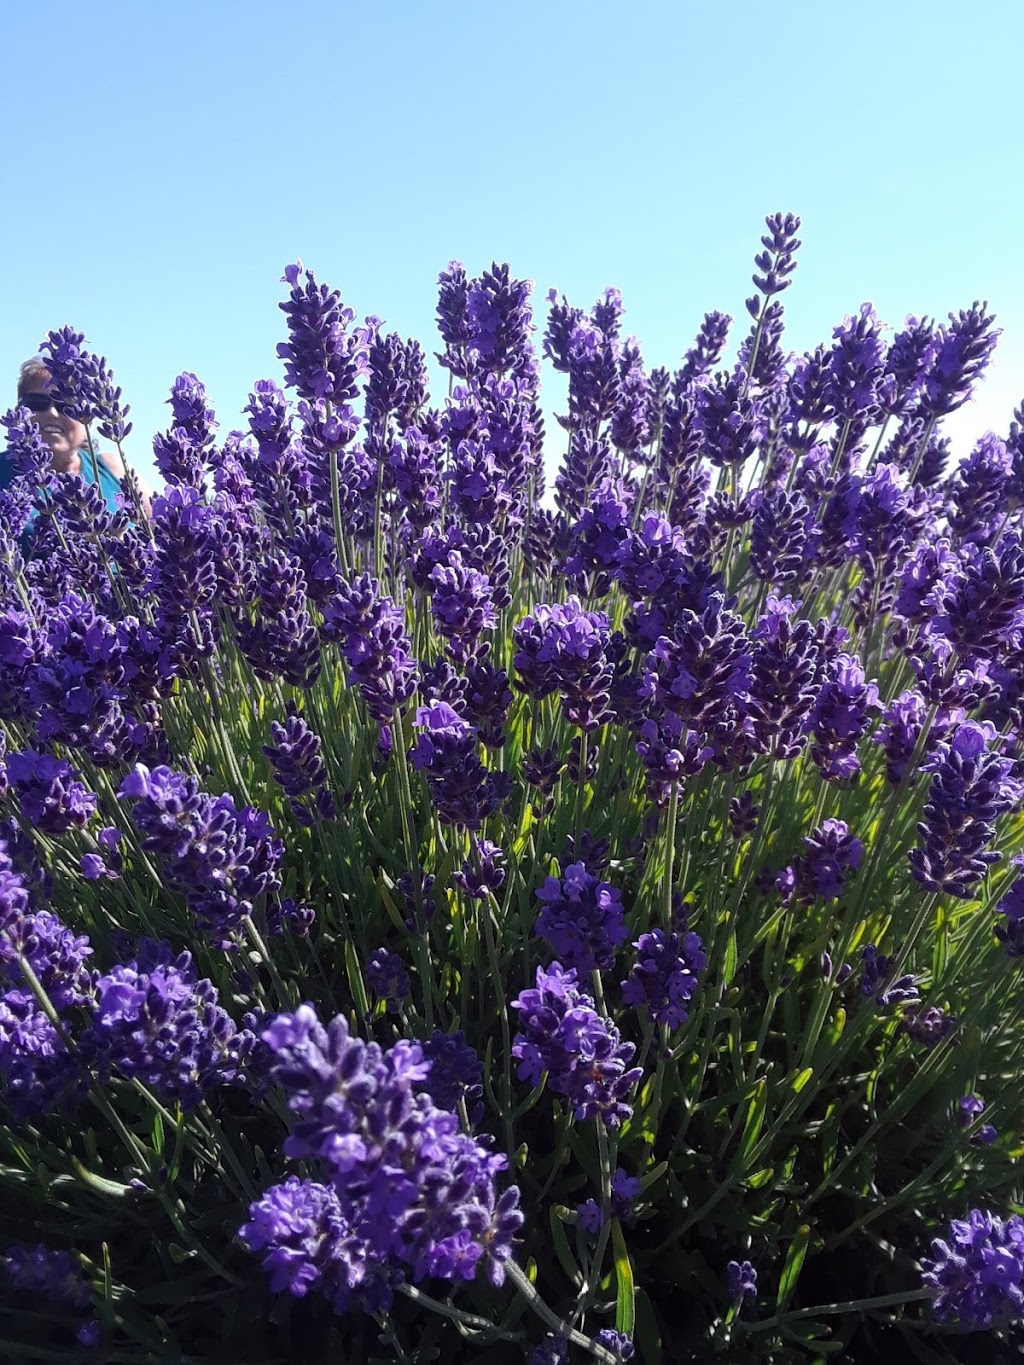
{"left": 19, "top": 391, "right": 68, "bottom": 415}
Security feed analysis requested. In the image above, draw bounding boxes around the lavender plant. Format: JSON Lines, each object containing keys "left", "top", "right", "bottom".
{"left": 2, "top": 221, "right": 1024, "bottom": 1362}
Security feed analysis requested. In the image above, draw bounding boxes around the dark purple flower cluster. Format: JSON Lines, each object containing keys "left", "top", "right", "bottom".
{"left": 263, "top": 705, "right": 337, "bottom": 825}
{"left": 39, "top": 327, "right": 132, "bottom": 443}
{"left": 322, "top": 574, "right": 419, "bottom": 724}
{"left": 807, "top": 654, "right": 880, "bottom": 782}
{"left": 513, "top": 597, "right": 612, "bottom": 731}
{"left": 511, "top": 963, "right": 642, "bottom": 1127}
{"left": 409, "top": 703, "right": 510, "bottom": 830}
{"left": 859, "top": 945, "right": 919, "bottom": 1008}
{"left": 2, "top": 1243, "right": 98, "bottom": 1348}
{"left": 245, "top": 1005, "right": 523, "bottom": 1309}
{"left": 235, "top": 549, "right": 321, "bottom": 689}
{"left": 726, "top": 1259, "right": 758, "bottom": 1302}
{"left": 422, "top": 1028, "right": 484, "bottom": 1125}
{"left": 621, "top": 927, "right": 706, "bottom": 1029}
{"left": 364, "top": 948, "right": 410, "bottom": 1013}
{"left": 779, "top": 819, "right": 863, "bottom": 904}
{"left": 85, "top": 938, "right": 253, "bottom": 1108}
{"left": 119, "top": 765, "right": 284, "bottom": 946}
{"left": 429, "top": 550, "right": 498, "bottom": 664}
{"left": 534, "top": 863, "right": 629, "bottom": 976}
{"left": 995, "top": 855, "right": 1024, "bottom": 956}
{"left": 7, "top": 750, "right": 97, "bottom": 834}
{"left": 921, "top": 1209, "right": 1024, "bottom": 1329}
{"left": 908, "top": 722, "right": 1020, "bottom": 899}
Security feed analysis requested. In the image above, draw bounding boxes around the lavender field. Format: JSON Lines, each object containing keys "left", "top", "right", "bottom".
{"left": 2, "top": 214, "right": 1024, "bottom": 1362}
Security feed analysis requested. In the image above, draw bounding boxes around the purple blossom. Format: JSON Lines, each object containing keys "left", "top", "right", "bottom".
{"left": 919, "top": 303, "right": 1000, "bottom": 418}
{"left": 534, "top": 863, "right": 629, "bottom": 976}
{"left": 908, "top": 721, "right": 1020, "bottom": 898}
{"left": 322, "top": 574, "right": 419, "bottom": 724}
{"left": 85, "top": 938, "right": 253, "bottom": 1108}
{"left": 263, "top": 706, "right": 337, "bottom": 825}
{"left": 118, "top": 765, "right": 283, "bottom": 946}
{"left": 807, "top": 653, "right": 880, "bottom": 782}
{"left": 256, "top": 1005, "right": 523, "bottom": 1292}
{"left": 422, "top": 1029, "right": 484, "bottom": 1125}
{"left": 6, "top": 750, "right": 97, "bottom": 834}
{"left": 780, "top": 819, "right": 863, "bottom": 904}
{"left": 409, "top": 702, "right": 511, "bottom": 829}
{"left": 593, "top": 1329, "right": 634, "bottom": 1362}
{"left": 859, "top": 945, "right": 919, "bottom": 1008}
{"left": 511, "top": 963, "right": 642, "bottom": 1127}
{"left": 726, "top": 1259, "right": 758, "bottom": 1301}
{"left": 364, "top": 949, "right": 410, "bottom": 1013}
{"left": 621, "top": 927, "right": 706, "bottom": 1029}
{"left": 921, "top": 1209, "right": 1024, "bottom": 1329}
{"left": 277, "top": 262, "right": 367, "bottom": 414}
{"left": 430, "top": 551, "right": 498, "bottom": 663}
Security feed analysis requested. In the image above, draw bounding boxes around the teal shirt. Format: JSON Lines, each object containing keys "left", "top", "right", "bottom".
{"left": 0, "top": 447, "right": 126, "bottom": 516}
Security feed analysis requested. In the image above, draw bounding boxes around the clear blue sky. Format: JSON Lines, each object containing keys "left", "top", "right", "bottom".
{"left": 2, "top": 0, "right": 1022, "bottom": 487}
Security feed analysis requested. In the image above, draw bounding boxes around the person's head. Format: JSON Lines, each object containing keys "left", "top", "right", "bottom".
{"left": 16, "top": 359, "right": 87, "bottom": 468}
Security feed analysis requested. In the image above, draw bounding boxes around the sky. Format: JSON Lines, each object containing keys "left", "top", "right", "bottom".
{"left": 2, "top": 0, "right": 1023, "bottom": 488}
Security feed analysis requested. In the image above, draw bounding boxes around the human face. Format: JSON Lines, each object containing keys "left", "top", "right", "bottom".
{"left": 19, "top": 379, "right": 88, "bottom": 470}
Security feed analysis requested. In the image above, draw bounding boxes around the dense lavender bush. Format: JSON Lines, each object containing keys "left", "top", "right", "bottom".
{"left": 2, "top": 221, "right": 1024, "bottom": 1362}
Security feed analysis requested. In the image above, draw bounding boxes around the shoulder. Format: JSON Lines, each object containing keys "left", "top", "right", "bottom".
{"left": 97, "top": 448, "right": 128, "bottom": 480}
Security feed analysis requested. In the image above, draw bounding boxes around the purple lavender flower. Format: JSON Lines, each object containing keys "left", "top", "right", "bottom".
{"left": 748, "top": 212, "right": 802, "bottom": 312}
{"left": 422, "top": 1029, "right": 484, "bottom": 1124}
{"left": 277, "top": 263, "right": 367, "bottom": 415}
{"left": 621, "top": 927, "right": 706, "bottom": 1029}
{"left": 0, "top": 852, "right": 93, "bottom": 1012}
{"left": 747, "top": 595, "right": 819, "bottom": 761}
{"left": 644, "top": 593, "right": 750, "bottom": 747}
{"left": 240, "top": 1175, "right": 393, "bottom": 1313}
{"left": 807, "top": 653, "right": 880, "bottom": 782}
{"left": 749, "top": 489, "right": 813, "bottom": 584}
{"left": 859, "top": 945, "right": 919, "bottom": 1007}
{"left": 904, "top": 1004, "right": 957, "bottom": 1048}
{"left": 919, "top": 303, "right": 1000, "bottom": 418}
{"left": 38, "top": 328, "right": 132, "bottom": 442}
{"left": 85, "top": 938, "right": 253, "bottom": 1108}
{"left": 995, "top": 855, "right": 1024, "bottom": 956}
{"left": 0, "top": 989, "right": 85, "bottom": 1120}
{"left": 877, "top": 316, "right": 935, "bottom": 418}
{"left": 921, "top": 1209, "right": 1024, "bottom": 1329}
{"left": 727, "top": 1259, "right": 758, "bottom": 1301}
{"left": 462, "top": 653, "right": 513, "bottom": 749}
{"left": 322, "top": 574, "right": 419, "bottom": 724}
{"left": 513, "top": 597, "right": 612, "bottom": 730}
{"left": 908, "top": 721, "right": 1020, "bottom": 899}
{"left": 729, "top": 791, "right": 760, "bottom": 839}
{"left": 429, "top": 551, "right": 498, "bottom": 664}
{"left": 263, "top": 706, "right": 337, "bottom": 825}
{"left": 7, "top": 750, "right": 97, "bottom": 834}
{"left": 3, "top": 1242, "right": 91, "bottom": 1309}
{"left": 410, "top": 702, "right": 511, "bottom": 829}
{"left": 932, "top": 534, "right": 1024, "bottom": 663}
{"left": 235, "top": 549, "right": 321, "bottom": 689}
{"left": 153, "top": 372, "right": 217, "bottom": 487}
{"left": 534, "top": 863, "right": 629, "bottom": 976}
{"left": 691, "top": 372, "right": 765, "bottom": 467}
{"left": 781, "top": 819, "right": 863, "bottom": 904}
{"left": 454, "top": 838, "right": 506, "bottom": 899}
{"left": 593, "top": 1329, "right": 634, "bottom": 1362}
{"left": 257, "top": 1005, "right": 523, "bottom": 1291}
{"left": 119, "top": 765, "right": 284, "bottom": 946}
{"left": 511, "top": 963, "right": 642, "bottom": 1127}
{"left": 947, "top": 432, "right": 1012, "bottom": 545}
{"left": 826, "top": 303, "right": 886, "bottom": 421}
{"left": 873, "top": 689, "right": 936, "bottom": 786}
{"left": 364, "top": 949, "right": 411, "bottom": 1014}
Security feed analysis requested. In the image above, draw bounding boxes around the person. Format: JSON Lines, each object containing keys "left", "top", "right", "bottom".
{"left": 4, "top": 358, "right": 147, "bottom": 516}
